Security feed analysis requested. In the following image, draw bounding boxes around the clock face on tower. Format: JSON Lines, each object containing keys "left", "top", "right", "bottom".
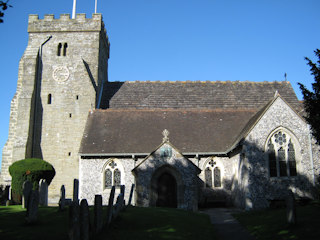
{"left": 52, "top": 66, "right": 70, "bottom": 82}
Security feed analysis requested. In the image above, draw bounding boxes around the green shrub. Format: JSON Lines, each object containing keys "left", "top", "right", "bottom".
{"left": 9, "top": 158, "right": 55, "bottom": 196}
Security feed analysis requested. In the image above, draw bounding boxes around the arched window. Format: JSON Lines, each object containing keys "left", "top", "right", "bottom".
{"left": 104, "top": 160, "right": 122, "bottom": 188}
{"left": 63, "top": 43, "right": 68, "bottom": 56}
{"left": 204, "top": 159, "right": 222, "bottom": 188}
{"left": 267, "top": 130, "right": 297, "bottom": 177}
{"left": 47, "top": 94, "right": 52, "bottom": 104}
{"left": 57, "top": 43, "right": 62, "bottom": 56}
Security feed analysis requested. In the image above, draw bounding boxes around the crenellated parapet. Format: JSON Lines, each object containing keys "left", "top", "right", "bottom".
{"left": 28, "top": 13, "right": 107, "bottom": 35}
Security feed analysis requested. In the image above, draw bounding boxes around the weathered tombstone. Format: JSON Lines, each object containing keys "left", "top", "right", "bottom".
{"left": 106, "top": 186, "right": 115, "bottom": 226}
{"left": 5, "top": 185, "right": 11, "bottom": 200}
{"left": 26, "top": 190, "right": 39, "bottom": 224}
{"left": 94, "top": 195, "right": 103, "bottom": 235}
{"left": 113, "top": 193, "right": 124, "bottom": 218}
{"left": 22, "top": 180, "right": 33, "bottom": 209}
{"left": 39, "top": 179, "right": 48, "bottom": 206}
{"left": 59, "top": 185, "right": 66, "bottom": 211}
{"left": 73, "top": 179, "right": 79, "bottom": 203}
{"left": 128, "top": 184, "right": 135, "bottom": 206}
{"left": 80, "top": 199, "right": 90, "bottom": 240}
{"left": 69, "top": 200, "right": 80, "bottom": 240}
{"left": 286, "top": 190, "right": 296, "bottom": 225}
{"left": 120, "top": 185, "right": 125, "bottom": 208}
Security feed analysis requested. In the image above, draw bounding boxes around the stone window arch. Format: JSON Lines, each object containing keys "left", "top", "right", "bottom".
{"left": 102, "top": 159, "right": 124, "bottom": 189}
{"left": 266, "top": 128, "right": 298, "bottom": 177}
{"left": 204, "top": 158, "right": 222, "bottom": 188}
{"left": 57, "top": 43, "right": 62, "bottom": 56}
{"left": 47, "top": 94, "right": 52, "bottom": 104}
{"left": 63, "top": 43, "right": 68, "bottom": 56}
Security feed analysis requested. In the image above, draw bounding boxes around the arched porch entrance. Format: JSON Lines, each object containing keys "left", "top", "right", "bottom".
{"left": 156, "top": 172, "right": 177, "bottom": 208}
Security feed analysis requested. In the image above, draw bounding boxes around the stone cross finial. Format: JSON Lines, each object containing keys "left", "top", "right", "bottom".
{"left": 162, "top": 129, "right": 170, "bottom": 142}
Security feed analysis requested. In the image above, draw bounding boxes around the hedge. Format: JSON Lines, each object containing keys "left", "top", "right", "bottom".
{"left": 9, "top": 158, "right": 55, "bottom": 195}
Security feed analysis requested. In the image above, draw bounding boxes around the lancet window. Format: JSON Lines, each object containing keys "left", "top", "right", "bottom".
{"left": 104, "top": 160, "right": 122, "bottom": 188}
{"left": 204, "top": 159, "right": 222, "bottom": 188}
{"left": 267, "top": 130, "right": 297, "bottom": 177}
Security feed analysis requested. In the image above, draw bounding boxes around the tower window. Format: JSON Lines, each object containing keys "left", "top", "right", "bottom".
{"left": 76, "top": 95, "right": 79, "bottom": 100}
{"left": 63, "top": 43, "right": 68, "bottom": 56}
{"left": 57, "top": 43, "right": 62, "bottom": 56}
{"left": 47, "top": 94, "right": 52, "bottom": 104}
{"left": 68, "top": 152, "right": 71, "bottom": 156}
{"left": 69, "top": 113, "right": 72, "bottom": 118}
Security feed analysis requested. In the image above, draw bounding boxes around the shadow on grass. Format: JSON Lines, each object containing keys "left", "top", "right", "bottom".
{"left": 0, "top": 205, "right": 69, "bottom": 240}
{"left": 98, "top": 206, "right": 217, "bottom": 240}
{"left": 233, "top": 203, "right": 320, "bottom": 240}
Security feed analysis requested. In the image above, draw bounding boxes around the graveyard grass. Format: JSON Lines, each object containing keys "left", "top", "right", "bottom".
{"left": 98, "top": 206, "right": 216, "bottom": 240}
{"left": 0, "top": 205, "right": 216, "bottom": 240}
{"left": 233, "top": 203, "right": 320, "bottom": 240}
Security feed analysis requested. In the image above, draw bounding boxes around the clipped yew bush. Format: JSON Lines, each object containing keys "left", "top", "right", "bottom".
{"left": 9, "top": 158, "right": 55, "bottom": 199}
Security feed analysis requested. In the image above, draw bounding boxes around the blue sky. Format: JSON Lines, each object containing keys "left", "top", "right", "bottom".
{"left": 0, "top": 0, "right": 319, "bottom": 167}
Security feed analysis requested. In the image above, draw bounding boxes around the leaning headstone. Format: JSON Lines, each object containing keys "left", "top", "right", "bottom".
{"left": 286, "top": 190, "right": 296, "bottom": 225}
{"left": 26, "top": 190, "right": 39, "bottom": 224}
{"left": 106, "top": 186, "right": 115, "bottom": 226}
{"left": 73, "top": 179, "right": 79, "bottom": 203}
{"left": 120, "top": 185, "right": 125, "bottom": 207}
{"left": 59, "top": 185, "right": 66, "bottom": 211}
{"left": 94, "top": 195, "right": 103, "bottom": 235}
{"left": 22, "top": 180, "right": 33, "bottom": 209}
{"left": 39, "top": 179, "right": 48, "bottom": 206}
{"left": 69, "top": 200, "right": 80, "bottom": 240}
{"left": 128, "top": 184, "right": 135, "bottom": 206}
{"left": 6, "top": 185, "right": 11, "bottom": 200}
{"left": 80, "top": 199, "right": 90, "bottom": 240}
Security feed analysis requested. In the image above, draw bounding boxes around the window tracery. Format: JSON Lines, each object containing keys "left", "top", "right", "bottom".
{"left": 204, "top": 159, "right": 222, "bottom": 188}
{"left": 104, "top": 160, "right": 122, "bottom": 188}
{"left": 267, "top": 130, "right": 297, "bottom": 177}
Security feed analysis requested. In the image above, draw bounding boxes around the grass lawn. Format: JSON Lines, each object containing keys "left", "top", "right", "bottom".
{"left": 233, "top": 203, "right": 320, "bottom": 240}
{"left": 99, "top": 206, "right": 216, "bottom": 240}
{"left": 0, "top": 205, "right": 216, "bottom": 240}
{"left": 0, "top": 205, "right": 69, "bottom": 240}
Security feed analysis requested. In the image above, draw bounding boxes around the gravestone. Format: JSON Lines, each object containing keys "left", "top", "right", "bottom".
{"left": 73, "top": 179, "right": 79, "bottom": 203}
{"left": 286, "top": 190, "right": 296, "bottom": 225}
{"left": 26, "top": 190, "right": 39, "bottom": 224}
{"left": 94, "top": 195, "right": 103, "bottom": 235}
{"left": 80, "top": 199, "right": 90, "bottom": 240}
{"left": 22, "top": 180, "right": 32, "bottom": 209}
{"left": 120, "top": 185, "right": 125, "bottom": 207}
{"left": 128, "top": 184, "right": 135, "bottom": 206}
{"left": 39, "top": 179, "right": 48, "bottom": 206}
{"left": 69, "top": 201, "right": 80, "bottom": 240}
{"left": 113, "top": 193, "right": 124, "bottom": 218}
{"left": 106, "top": 186, "right": 115, "bottom": 226}
{"left": 59, "top": 185, "right": 66, "bottom": 211}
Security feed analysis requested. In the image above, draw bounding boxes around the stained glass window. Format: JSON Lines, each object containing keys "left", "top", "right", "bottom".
{"left": 288, "top": 140, "right": 297, "bottom": 176}
{"left": 205, "top": 167, "right": 212, "bottom": 188}
{"left": 105, "top": 169, "right": 112, "bottom": 188}
{"left": 268, "top": 142, "right": 277, "bottom": 177}
{"left": 214, "top": 167, "right": 221, "bottom": 187}
{"left": 268, "top": 130, "right": 297, "bottom": 178}
{"left": 114, "top": 168, "right": 121, "bottom": 186}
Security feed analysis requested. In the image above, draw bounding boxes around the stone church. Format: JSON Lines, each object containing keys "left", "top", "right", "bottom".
{"left": 0, "top": 13, "right": 319, "bottom": 210}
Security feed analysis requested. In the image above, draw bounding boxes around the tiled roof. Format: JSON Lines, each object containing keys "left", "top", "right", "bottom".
{"left": 101, "top": 81, "right": 302, "bottom": 111}
{"left": 80, "top": 108, "right": 257, "bottom": 154}
{"left": 81, "top": 81, "right": 303, "bottom": 155}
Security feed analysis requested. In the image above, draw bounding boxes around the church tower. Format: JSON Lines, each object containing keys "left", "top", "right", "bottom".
{"left": 1, "top": 13, "right": 109, "bottom": 202}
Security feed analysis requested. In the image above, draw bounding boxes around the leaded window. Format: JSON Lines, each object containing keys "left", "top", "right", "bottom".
{"left": 104, "top": 160, "right": 122, "bottom": 188}
{"left": 267, "top": 131, "right": 297, "bottom": 177}
{"left": 204, "top": 159, "right": 222, "bottom": 188}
